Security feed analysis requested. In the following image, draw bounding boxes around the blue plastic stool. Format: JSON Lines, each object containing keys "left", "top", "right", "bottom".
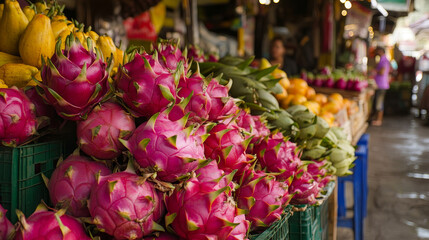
{"left": 337, "top": 134, "right": 369, "bottom": 240}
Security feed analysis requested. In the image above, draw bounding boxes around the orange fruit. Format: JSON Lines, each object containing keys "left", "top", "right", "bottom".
{"left": 321, "top": 101, "right": 341, "bottom": 114}
{"left": 320, "top": 111, "right": 335, "bottom": 126}
{"left": 311, "top": 93, "right": 328, "bottom": 106}
{"left": 279, "top": 77, "right": 290, "bottom": 90}
{"left": 275, "top": 87, "right": 288, "bottom": 101}
{"left": 306, "top": 87, "right": 316, "bottom": 99}
{"left": 328, "top": 93, "right": 344, "bottom": 105}
{"left": 303, "top": 101, "right": 321, "bottom": 115}
{"left": 280, "top": 94, "right": 295, "bottom": 108}
{"left": 288, "top": 78, "right": 308, "bottom": 96}
{"left": 291, "top": 95, "right": 307, "bottom": 106}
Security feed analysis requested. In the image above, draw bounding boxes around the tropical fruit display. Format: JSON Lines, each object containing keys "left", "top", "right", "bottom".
{"left": 0, "top": 1, "right": 357, "bottom": 239}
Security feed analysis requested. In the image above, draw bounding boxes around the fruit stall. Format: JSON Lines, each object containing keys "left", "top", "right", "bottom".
{"left": 0, "top": 1, "right": 363, "bottom": 240}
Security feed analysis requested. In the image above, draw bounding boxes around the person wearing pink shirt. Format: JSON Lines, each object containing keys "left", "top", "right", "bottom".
{"left": 372, "top": 47, "right": 390, "bottom": 126}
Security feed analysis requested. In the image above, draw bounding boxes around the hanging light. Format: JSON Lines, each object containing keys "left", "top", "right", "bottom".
{"left": 259, "top": 0, "right": 266, "bottom": 4}
{"left": 273, "top": 0, "right": 279, "bottom": 3}
{"left": 265, "top": 0, "right": 271, "bottom": 5}
{"left": 341, "top": 10, "right": 347, "bottom": 16}
{"left": 340, "top": 0, "right": 346, "bottom": 3}
{"left": 345, "top": 0, "right": 352, "bottom": 9}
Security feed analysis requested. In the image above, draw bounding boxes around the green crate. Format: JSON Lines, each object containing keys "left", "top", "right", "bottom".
{"left": 288, "top": 182, "right": 335, "bottom": 240}
{"left": 250, "top": 206, "right": 293, "bottom": 240}
{"left": 0, "top": 140, "right": 64, "bottom": 223}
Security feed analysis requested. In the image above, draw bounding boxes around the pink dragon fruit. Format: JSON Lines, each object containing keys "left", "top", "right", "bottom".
{"left": 236, "top": 169, "right": 290, "bottom": 231}
{"left": 187, "top": 44, "right": 206, "bottom": 63}
{"left": 165, "top": 177, "right": 245, "bottom": 240}
{"left": 176, "top": 71, "right": 212, "bottom": 123}
{"left": 227, "top": 214, "right": 250, "bottom": 240}
{"left": 207, "top": 52, "right": 219, "bottom": 62}
{"left": 235, "top": 109, "right": 270, "bottom": 144}
{"left": 195, "top": 160, "right": 237, "bottom": 193}
{"left": 206, "top": 80, "right": 239, "bottom": 121}
{"left": 143, "top": 233, "right": 180, "bottom": 240}
{"left": 77, "top": 102, "right": 136, "bottom": 160}
{"left": 157, "top": 39, "right": 187, "bottom": 71}
{"left": 253, "top": 132, "right": 302, "bottom": 181}
{"left": 88, "top": 169, "right": 164, "bottom": 240}
{"left": 289, "top": 170, "right": 321, "bottom": 205}
{"left": 0, "top": 87, "right": 37, "bottom": 147}
{"left": 0, "top": 204, "right": 14, "bottom": 240}
{"left": 116, "top": 52, "right": 177, "bottom": 117}
{"left": 24, "top": 86, "right": 57, "bottom": 128}
{"left": 46, "top": 154, "right": 111, "bottom": 217}
{"left": 121, "top": 110, "right": 205, "bottom": 182}
{"left": 15, "top": 205, "right": 91, "bottom": 240}
{"left": 204, "top": 123, "right": 252, "bottom": 175}
{"left": 39, "top": 35, "right": 109, "bottom": 121}
{"left": 307, "top": 160, "right": 332, "bottom": 189}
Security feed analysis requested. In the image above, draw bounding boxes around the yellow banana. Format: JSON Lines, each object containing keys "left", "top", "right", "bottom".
{"left": 19, "top": 14, "right": 55, "bottom": 68}
{"left": 0, "top": 0, "right": 29, "bottom": 55}
{"left": 0, "top": 63, "right": 39, "bottom": 88}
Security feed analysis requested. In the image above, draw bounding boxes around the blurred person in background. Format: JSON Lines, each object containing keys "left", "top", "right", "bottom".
{"left": 372, "top": 46, "right": 391, "bottom": 126}
{"left": 269, "top": 36, "right": 298, "bottom": 77}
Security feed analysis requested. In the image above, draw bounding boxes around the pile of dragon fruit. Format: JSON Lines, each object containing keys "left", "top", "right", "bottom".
{"left": 301, "top": 67, "right": 368, "bottom": 92}
{"left": 0, "top": 37, "right": 335, "bottom": 240}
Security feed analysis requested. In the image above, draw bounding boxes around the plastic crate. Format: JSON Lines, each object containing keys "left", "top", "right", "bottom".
{"left": 0, "top": 140, "right": 64, "bottom": 223}
{"left": 250, "top": 205, "right": 293, "bottom": 240}
{"left": 288, "top": 182, "right": 335, "bottom": 240}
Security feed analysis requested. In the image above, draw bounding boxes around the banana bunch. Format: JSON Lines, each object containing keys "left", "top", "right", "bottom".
{"left": 284, "top": 105, "right": 355, "bottom": 176}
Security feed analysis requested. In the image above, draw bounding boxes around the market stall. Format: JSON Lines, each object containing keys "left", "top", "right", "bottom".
{"left": 0, "top": 0, "right": 368, "bottom": 240}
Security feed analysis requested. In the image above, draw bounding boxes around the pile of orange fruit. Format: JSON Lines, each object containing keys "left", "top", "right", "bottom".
{"left": 275, "top": 78, "right": 358, "bottom": 126}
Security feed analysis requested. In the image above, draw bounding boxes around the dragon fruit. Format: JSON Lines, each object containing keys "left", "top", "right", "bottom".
{"left": 0, "top": 87, "right": 37, "bottom": 147}
{"left": 253, "top": 132, "right": 302, "bottom": 181}
{"left": 307, "top": 160, "right": 332, "bottom": 189}
{"left": 290, "top": 170, "right": 321, "bottom": 205}
{"left": 39, "top": 35, "right": 109, "bottom": 121}
{"left": 236, "top": 169, "right": 290, "bottom": 231}
{"left": 204, "top": 123, "right": 252, "bottom": 175}
{"left": 206, "top": 80, "right": 239, "bottom": 121}
{"left": 176, "top": 71, "right": 212, "bottom": 123}
{"left": 88, "top": 169, "right": 164, "bottom": 240}
{"left": 165, "top": 177, "right": 244, "bottom": 239}
{"left": 77, "top": 102, "right": 136, "bottom": 160}
{"left": 15, "top": 205, "right": 91, "bottom": 240}
{"left": 157, "top": 39, "right": 187, "bottom": 71}
{"left": 195, "top": 161, "right": 237, "bottom": 193}
{"left": 187, "top": 45, "right": 206, "bottom": 63}
{"left": 143, "top": 233, "right": 180, "bottom": 240}
{"left": 122, "top": 110, "right": 206, "bottom": 182}
{"left": 116, "top": 52, "right": 177, "bottom": 117}
{"left": 46, "top": 154, "right": 111, "bottom": 217}
{"left": 0, "top": 204, "right": 14, "bottom": 240}
{"left": 235, "top": 109, "right": 270, "bottom": 144}
{"left": 207, "top": 52, "right": 219, "bottom": 62}
{"left": 24, "top": 86, "right": 57, "bottom": 128}
{"left": 227, "top": 214, "right": 250, "bottom": 240}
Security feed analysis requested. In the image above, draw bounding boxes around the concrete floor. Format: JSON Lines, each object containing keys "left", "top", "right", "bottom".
{"left": 337, "top": 115, "right": 429, "bottom": 240}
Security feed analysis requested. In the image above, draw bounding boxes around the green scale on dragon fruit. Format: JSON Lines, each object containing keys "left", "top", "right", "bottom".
{"left": 236, "top": 169, "right": 291, "bottom": 232}
{"left": 88, "top": 165, "right": 165, "bottom": 240}
{"left": 116, "top": 51, "right": 177, "bottom": 118}
{"left": 38, "top": 34, "right": 109, "bottom": 121}
{"left": 0, "top": 87, "right": 37, "bottom": 147}
{"left": 25, "top": 86, "right": 59, "bottom": 129}
{"left": 165, "top": 175, "right": 249, "bottom": 240}
{"left": 14, "top": 204, "right": 91, "bottom": 240}
{"left": 253, "top": 132, "right": 302, "bottom": 182}
{"left": 77, "top": 101, "right": 136, "bottom": 160}
{"left": 121, "top": 108, "right": 207, "bottom": 183}
{"left": 0, "top": 204, "right": 14, "bottom": 240}
{"left": 44, "top": 153, "right": 111, "bottom": 218}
